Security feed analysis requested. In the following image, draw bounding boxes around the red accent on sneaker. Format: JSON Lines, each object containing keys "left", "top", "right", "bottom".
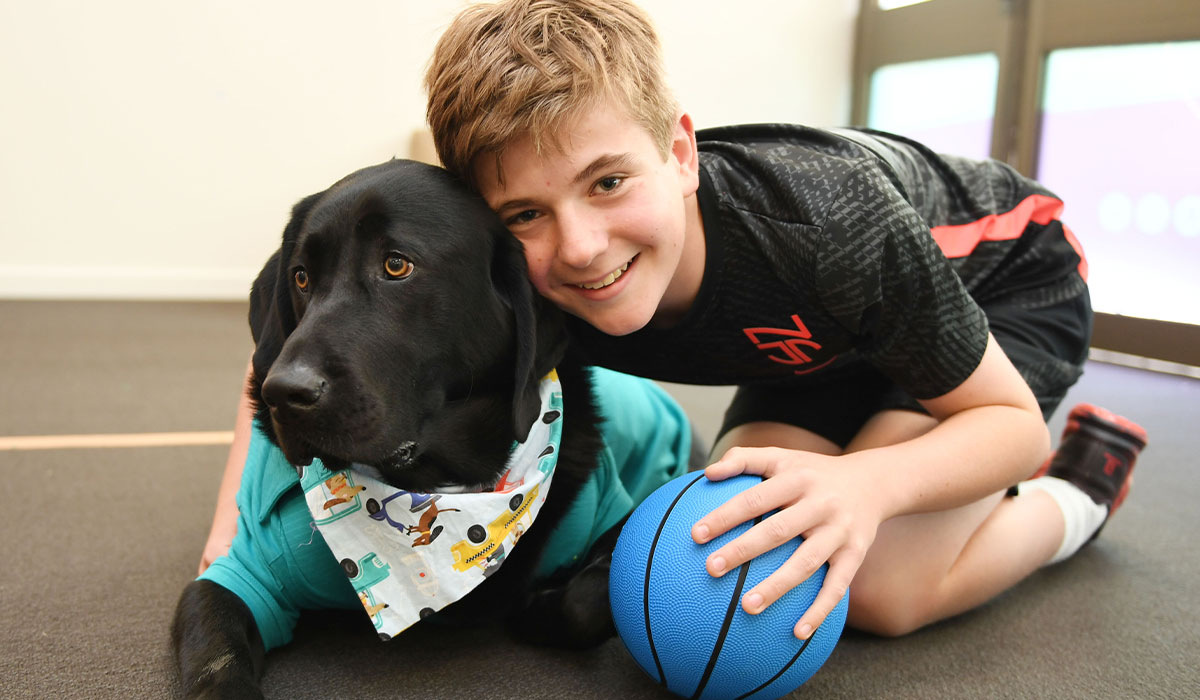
{"left": 1036, "top": 403, "right": 1146, "bottom": 483}
{"left": 1102, "top": 452, "right": 1120, "bottom": 477}
{"left": 1043, "top": 403, "right": 1148, "bottom": 542}
{"left": 1112, "top": 473, "right": 1134, "bottom": 514}
{"left": 1067, "top": 403, "right": 1149, "bottom": 446}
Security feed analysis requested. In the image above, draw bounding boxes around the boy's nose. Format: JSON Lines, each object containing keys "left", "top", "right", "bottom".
{"left": 556, "top": 208, "right": 608, "bottom": 268}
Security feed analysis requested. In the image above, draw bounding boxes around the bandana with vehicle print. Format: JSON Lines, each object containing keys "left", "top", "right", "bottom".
{"left": 301, "top": 370, "right": 563, "bottom": 640}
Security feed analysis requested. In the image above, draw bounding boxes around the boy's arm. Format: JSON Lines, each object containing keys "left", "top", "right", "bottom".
{"left": 693, "top": 335, "right": 1049, "bottom": 637}
{"left": 198, "top": 360, "right": 256, "bottom": 575}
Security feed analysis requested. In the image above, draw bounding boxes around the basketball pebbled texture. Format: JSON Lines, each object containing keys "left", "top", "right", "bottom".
{"left": 610, "top": 471, "right": 848, "bottom": 700}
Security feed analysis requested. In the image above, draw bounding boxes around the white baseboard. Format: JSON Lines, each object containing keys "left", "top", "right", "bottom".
{"left": 1089, "top": 348, "right": 1200, "bottom": 380}
{"left": 0, "top": 265, "right": 261, "bottom": 301}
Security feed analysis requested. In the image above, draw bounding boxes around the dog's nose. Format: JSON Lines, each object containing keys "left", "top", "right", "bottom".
{"left": 262, "top": 365, "right": 328, "bottom": 414}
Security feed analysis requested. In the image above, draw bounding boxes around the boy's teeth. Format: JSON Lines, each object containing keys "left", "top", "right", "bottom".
{"left": 577, "top": 260, "right": 630, "bottom": 290}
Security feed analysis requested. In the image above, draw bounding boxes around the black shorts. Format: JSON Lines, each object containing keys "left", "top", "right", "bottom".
{"left": 718, "top": 287, "right": 1092, "bottom": 448}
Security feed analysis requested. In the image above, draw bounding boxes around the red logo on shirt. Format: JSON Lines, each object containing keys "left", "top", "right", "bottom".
{"left": 743, "top": 314, "right": 837, "bottom": 375}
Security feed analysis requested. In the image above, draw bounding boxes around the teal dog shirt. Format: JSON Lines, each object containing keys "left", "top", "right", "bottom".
{"left": 198, "top": 368, "right": 693, "bottom": 650}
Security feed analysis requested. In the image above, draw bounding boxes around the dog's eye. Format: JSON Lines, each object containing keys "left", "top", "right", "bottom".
{"left": 294, "top": 268, "right": 309, "bottom": 291}
{"left": 384, "top": 254, "right": 414, "bottom": 280}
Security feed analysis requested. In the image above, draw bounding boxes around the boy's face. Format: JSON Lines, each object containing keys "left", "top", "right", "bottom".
{"left": 475, "top": 105, "right": 702, "bottom": 336}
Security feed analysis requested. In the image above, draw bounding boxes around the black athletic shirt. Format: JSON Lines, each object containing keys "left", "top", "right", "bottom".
{"left": 567, "top": 124, "right": 1087, "bottom": 400}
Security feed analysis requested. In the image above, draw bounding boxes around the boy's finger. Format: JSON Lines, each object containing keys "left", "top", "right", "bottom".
{"left": 702, "top": 452, "right": 753, "bottom": 481}
{"left": 691, "top": 476, "right": 793, "bottom": 544}
{"left": 702, "top": 459, "right": 742, "bottom": 481}
{"left": 703, "top": 446, "right": 786, "bottom": 481}
{"left": 793, "top": 557, "right": 855, "bottom": 640}
{"left": 703, "top": 504, "right": 819, "bottom": 576}
{"left": 739, "top": 530, "right": 836, "bottom": 615}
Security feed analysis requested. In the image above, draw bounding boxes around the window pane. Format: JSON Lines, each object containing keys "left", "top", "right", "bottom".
{"left": 1037, "top": 42, "right": 1200, "bottom": 326}
{"left": 867, "top": 53, "right": 997, "bottom": 160}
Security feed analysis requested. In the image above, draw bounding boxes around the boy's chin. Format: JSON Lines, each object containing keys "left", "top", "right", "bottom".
{"left": 572, "top": 306, "right": 655, "bottom": 337}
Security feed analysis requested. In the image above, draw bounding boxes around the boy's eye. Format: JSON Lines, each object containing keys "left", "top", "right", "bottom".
{"left": 507, "top": 209, "right": 540, "bottom": 226}
{"left": 595, "top": 176, "right": 624, "bottom": 193}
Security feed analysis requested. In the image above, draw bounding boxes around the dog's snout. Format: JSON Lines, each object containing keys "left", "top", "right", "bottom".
{"left": 262, "top": 365, "right": 328, "bottom": 413}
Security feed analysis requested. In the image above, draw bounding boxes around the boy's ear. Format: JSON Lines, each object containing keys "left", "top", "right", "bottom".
{"left": 671, "top": 111, "right": 700, "bottom": 196}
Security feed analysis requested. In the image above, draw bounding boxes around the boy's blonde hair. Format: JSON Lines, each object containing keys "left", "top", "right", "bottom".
{"left": 425, "top": 0, "right": 678, "bottom": 188}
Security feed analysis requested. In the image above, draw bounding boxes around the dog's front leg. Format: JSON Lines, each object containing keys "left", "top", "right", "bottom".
{"left": 171, "top": 579, "right": 266, "bottom": 699}
{"left": 510, "top": 519, "right": 626, "bottom": 649}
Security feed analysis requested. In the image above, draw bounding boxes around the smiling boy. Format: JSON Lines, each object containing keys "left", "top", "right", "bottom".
{"left": 424, "top": 0, "right": 1148, "bottom": 639}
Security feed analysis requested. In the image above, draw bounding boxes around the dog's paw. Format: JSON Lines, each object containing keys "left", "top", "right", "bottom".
{"left": 510, "top": 561, "right": 615, "bottom": 649}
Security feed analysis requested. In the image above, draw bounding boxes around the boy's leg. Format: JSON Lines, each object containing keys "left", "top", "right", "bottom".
{"left": 712, "top": 361, "right": 1143, "bottom": 636}
{"left": 835, "top": 291, "right": 1101, "bottom": 634}
{"left": 837, "top": 404, "right": 1145, "bottom": 637}
{"left": 714, "top": 415, "right": 1065, "bottom": 638}
{"left": 840, "top": 410, "right": 1063, "bottom": 636}
{"left": 714, "top": 421, "right": 843, "bottom": 459}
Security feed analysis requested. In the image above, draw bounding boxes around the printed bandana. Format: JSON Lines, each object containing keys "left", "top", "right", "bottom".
{"left": 301, "top": 370, "right": 563, "bottom": 639}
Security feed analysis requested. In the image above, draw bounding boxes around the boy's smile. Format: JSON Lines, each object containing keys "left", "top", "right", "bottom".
{"left": 475, "top": 105, "right": 705, "bottom": 336}
{"left": 575, "top": 257, "right": 632, "bottom": 290}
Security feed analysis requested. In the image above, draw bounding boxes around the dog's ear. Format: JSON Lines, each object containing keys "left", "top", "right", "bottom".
{"left": 491, "top": 231, "right": 567, "bottom": 443}
{"left": 246, "top": 192, "right": 321, "bottom": 418}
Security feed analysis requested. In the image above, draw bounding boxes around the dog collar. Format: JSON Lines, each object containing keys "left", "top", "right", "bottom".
{"left": 299, "top": 370, "right": 564, "bottom": 640}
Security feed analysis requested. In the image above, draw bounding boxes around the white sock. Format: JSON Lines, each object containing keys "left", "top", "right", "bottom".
{"left": 1019, "top": 476, "right": 1108, "bottom": 565}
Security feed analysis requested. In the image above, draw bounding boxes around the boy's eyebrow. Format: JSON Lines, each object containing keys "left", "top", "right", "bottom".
{"left": 493, "top": 153, "right": 637, "bottom": 213}
{"left": 572, "top": 153, "right": 636, "bottom": 186}
{"left": 494, "top": 197, "right": 538, "bottom": 214}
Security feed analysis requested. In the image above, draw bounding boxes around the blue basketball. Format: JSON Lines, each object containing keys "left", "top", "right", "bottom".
{"left": 610, "top": 471, "right": 847, "bottom": 700}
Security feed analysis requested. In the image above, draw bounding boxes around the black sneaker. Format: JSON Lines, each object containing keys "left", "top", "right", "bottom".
{"left": 1035, "top": 403, "right": 1147, "bottom": 538}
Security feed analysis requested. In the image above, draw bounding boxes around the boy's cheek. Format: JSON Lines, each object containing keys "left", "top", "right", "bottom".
{"left": 521, "top": 249, "right": 554, "bottom": 286}
{"left": 525, "top": 267, "right": 555, "bottom": 297}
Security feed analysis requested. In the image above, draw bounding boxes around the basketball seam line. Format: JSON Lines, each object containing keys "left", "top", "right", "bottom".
{"left": 734, "top": 623, "right": 818, "bottom": 700}
{"left": 690, "top": 514, "right": 760, "bottom": 700}
{"left": 644, "top": 472, "right": 707, "bottom": 688}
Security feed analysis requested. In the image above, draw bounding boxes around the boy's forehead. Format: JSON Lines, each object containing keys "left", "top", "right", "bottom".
{"left": 472, "top": 127, "right": 576, "bottom": 198}
{"left": 474, "top": 137, "right": 562, "bottom": 204}
{"left": 477, "top": 104, "right": 656, "bottom": 195}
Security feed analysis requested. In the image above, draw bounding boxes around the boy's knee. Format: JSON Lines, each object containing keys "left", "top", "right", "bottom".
{"left": 846, "top": 579, "right": 931, "bottom": 638}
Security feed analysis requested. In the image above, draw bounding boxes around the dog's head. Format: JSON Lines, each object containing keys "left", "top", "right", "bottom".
{"left": 248, "top": 159, "right": 565, "bottom": 490}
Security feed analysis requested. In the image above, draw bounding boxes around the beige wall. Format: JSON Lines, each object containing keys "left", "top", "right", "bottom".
{"left": 0, "top": 0, "right": 857, "bottom": 300}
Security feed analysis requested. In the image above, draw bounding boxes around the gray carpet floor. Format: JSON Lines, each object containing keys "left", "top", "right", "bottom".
{"left": 2, "top": 300, "right": 1197, "bottom": 699}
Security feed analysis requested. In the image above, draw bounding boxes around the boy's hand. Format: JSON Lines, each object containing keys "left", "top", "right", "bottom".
{"left": 198, "top": 519, "right": 237, "bottom": 576}
{"left": 690, "top": 446, "right": 886, "bottom": 639}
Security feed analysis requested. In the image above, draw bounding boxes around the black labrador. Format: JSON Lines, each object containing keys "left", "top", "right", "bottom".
{"left": 172, "top": 160, "right": 631, "bottom": 698}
